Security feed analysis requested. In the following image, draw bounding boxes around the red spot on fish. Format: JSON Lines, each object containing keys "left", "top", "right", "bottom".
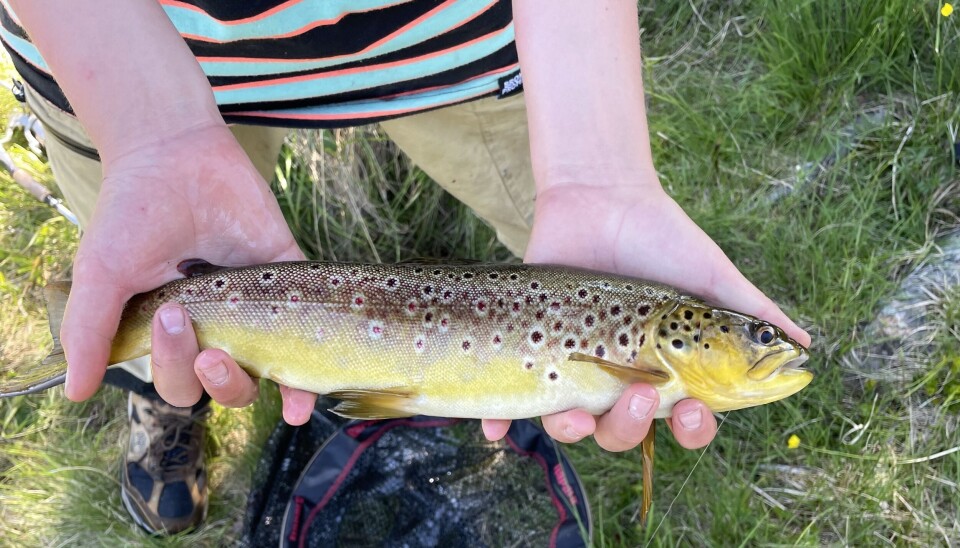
{"left": 623, "top": 316, "right": 633, "bottom": 325}
{"left": 549, "top": 302, "right": 561, "bottom": 312}
{"left": 549, "top": 371, "right": 558, "bottom": 381}
{"left": 584, "top": 315, "right": 595, "bottom": 328}
{"left": 577, "top": 288, "right": 588, "bottom": 299}
{"left": 535, "top": 311, "right": 545, "bottom": 320}
{"left": 512, "top": 301, "right": 522, "bottom": 313}
{"left": 229, "top": 296, "right": 239, "bottom": 304}
{"left": 290, "top": 295, "right": 300, "bottom": 303}
{"left": 593, "top": 295, "right": 601, "bottom": 304}
{"left": 610, "top": 305, "right": 622, "bottom": 316}
{"left": 553, "top": 321, "right": 563, "bottom": 332}
{"left": 525, "top": 360, "right": 535, "bottom": 370}
{"left": 462, "top": 340, "right": 472, "bottom": 351}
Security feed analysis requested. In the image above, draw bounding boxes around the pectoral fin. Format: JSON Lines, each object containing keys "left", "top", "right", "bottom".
{"left": 328, "top": 388, "right": 418, "bottom": 419}
{"left": 567, "top": 352, "right": 670, "bottom": 385}
{"left": 177, "top": 259, "right": 232, "bottom": 278}
{"left": 640, "top": 421, "right": 655, "bottom": 525}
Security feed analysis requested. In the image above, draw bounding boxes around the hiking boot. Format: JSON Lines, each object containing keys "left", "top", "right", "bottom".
{"left": 121, "top": 392, "right": 208, "bottom": 534}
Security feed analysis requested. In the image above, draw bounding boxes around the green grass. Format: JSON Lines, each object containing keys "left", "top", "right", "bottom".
{"left": 2, "top": 0, "right": 960, "bottom": 545}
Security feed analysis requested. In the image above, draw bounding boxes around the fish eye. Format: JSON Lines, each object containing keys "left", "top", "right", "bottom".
{"left": 754, "top": 325, "right": 777, "bottom": 345}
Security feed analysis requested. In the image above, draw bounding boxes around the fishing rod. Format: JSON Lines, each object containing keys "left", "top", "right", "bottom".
{"left": 0, "top": 107, "right": 78, "bottom": 226}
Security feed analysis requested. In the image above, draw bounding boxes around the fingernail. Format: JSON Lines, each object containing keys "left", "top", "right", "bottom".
{"left": 679, "top": 409, "right": 702, "bottom": 430}
{"left": 628, "top": 394, "right": 655, "bottom": 420}
{"left": 159, "top": 306, "right": 185, "bottom": 335}
{"left": 563, "top": 426, "right": 583, "bottom": 441}
{"left": 198, "top": 360, "right": 228, "bottom": 385}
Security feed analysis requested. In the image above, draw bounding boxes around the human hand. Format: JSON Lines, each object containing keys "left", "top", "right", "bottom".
{"left": 61, "top": 123, "right": 317, "bottom": 424}
{"left": 481, "top": 181, "right": 810, "bottom": 450}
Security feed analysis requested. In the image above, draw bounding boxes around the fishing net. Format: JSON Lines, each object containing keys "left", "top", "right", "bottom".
{"left": 242, "top": 407, "right": 590, "bottom": 548}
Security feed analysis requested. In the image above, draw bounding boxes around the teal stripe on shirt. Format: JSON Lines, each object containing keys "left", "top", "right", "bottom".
{"left": 200, "top": 0, "right": 497, "bottom": 77}
{"left": 213, "top": 22, "right": 515, "bottom": 105}
{"left": 233, "top": 63, "right": 518, "bottom": 118}
{"left": 163, "top": 0, "right": 413, "bottom": 42}
{"left": 0, "top": 26, "right": 48, "bottom": 71}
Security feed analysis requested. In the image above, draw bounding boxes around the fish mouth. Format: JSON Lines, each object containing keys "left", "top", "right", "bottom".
{"left": 749, "top": 348, "right": 810, "bottom": 380}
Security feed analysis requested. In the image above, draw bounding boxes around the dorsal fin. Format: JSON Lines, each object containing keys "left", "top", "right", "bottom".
{"left": 177, "top": 259, "right": 231, "bottom": 278}
{"left": 567, "top": 352, "right": 670, "bottom": 385}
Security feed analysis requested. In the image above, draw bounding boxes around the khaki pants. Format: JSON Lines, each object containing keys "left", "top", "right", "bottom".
{"left": 25, "top": 88, "right": 536, "bottom": 384}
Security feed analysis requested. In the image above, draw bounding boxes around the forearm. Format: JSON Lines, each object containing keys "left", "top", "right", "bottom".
{"left": 10, "top": 0, "right": 222, "bottom": 167}
{"left": 512, "top": 0, "right": 655, "bottom": 190}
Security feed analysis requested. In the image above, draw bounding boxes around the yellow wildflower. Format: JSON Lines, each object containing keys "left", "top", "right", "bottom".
{"left": 943, "top": 3, "right": 954, "bottom": 17}
{"left": 787, "top": 434, "right": 801, "bottom": 449}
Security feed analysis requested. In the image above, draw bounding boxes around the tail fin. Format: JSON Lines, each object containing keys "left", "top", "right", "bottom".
{"left": 0, "top": 281, "right": 71, "bottom": 397}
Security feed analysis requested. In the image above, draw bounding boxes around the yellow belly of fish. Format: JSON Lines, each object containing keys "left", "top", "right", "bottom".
{"left": 199, "top": 327, "right": 638, "bottom": 420}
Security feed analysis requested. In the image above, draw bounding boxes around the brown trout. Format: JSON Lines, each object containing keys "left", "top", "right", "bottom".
{"left": 3, "top": 260, "right": 812, "bottom": 420}
{"left": 2, "top": 260, "right": 813, "bottom": 524}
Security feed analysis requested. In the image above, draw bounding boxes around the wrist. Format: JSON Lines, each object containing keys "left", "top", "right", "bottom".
{"left": 98, "top": 102, "right": 225, "bottom": 169}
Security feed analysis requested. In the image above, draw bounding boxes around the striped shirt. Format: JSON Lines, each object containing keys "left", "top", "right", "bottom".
{"left": 0, "top": 0, "right": 520, "bottom": 127}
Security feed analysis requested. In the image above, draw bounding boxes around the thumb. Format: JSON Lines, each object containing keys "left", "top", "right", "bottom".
{"left": 60, "top": 277, "right": 128, "bottom": 401}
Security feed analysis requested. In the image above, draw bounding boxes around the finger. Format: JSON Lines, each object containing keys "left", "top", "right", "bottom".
{"left": 481, "top": 419, "right": 511, "bottom": 441}
{"left": 664, "top": 399, "right": 718, "bottom": 449}
{"left": 593, "top": 384, "right": 659, "bottom": 452}
{"left": 541, "top": 408, "right": 596, "bottom": 444}
{"left": 278, "top": 384, "right": 317, "bottom": 426}
{"left": 60, "top": 277, "right": 127, "bottom": 401}
{"left": 709, "top": 269, "right": 812, "bottom": 348}
{"left": 194, "top": 349, "right": 259, "bottom": 408}
{"left": 151, "top": 303, "right": 203, "bottom": 407}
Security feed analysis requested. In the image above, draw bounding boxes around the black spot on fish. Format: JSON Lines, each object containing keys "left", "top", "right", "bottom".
{"left": 489, "top": 273, "right": 499, "bottom": 280}
{"left": 549, "top": 371, "right": 558, "bottom": 381}
{"left": 510, "top": 273, "right": 519, "bottom": 281}
{"left": 639, "top": 305, "right": 650, "bottom": 316}
{"left": 463, "top": 272, "right": 474, "bottom": 279}
{"left": 610, "top": 305, "right": 622, "bottom": 316}
{"left": 693, "top": 335, "right": 700, "bottom": 343}
{"left": 684, "top": 310, "right": 694, "bottom": 320}
{"left": 704, "top": 343, "right": 710, "bottom": 349}
{"left": 564, "top": 338, "right": 577, "bottom": 349}
{"left": 704, "top": 312, "right": 712, "bottom": 319}
{"left": 720, "top": 325, "right": 729, "bottom": 333}
{"left": 618, "top": 333, "right": 629, "bottom": 347}
{"left": 670, "top": 322, "right": 678, "bottom": 330}
{"left": 414, "top": 267, "right": 424, "bottom": 274}
{"left": 595, "top": 345, "right": 606, "bottom": 358}
{"left": 672, "top": 339, "right": 683, "bottom": 349}
{"left": 638, "top": 334, "right": 646, "bottom": 347}
{"left": 659, "top": 329, "right": 667, "bottom": 337}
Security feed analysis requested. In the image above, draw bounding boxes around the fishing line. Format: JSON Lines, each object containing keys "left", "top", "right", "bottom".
{"left": 645, "top": 413, "right": 727, "bottom": 545}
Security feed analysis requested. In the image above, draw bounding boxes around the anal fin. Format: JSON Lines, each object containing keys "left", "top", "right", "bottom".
{"left": 327, "top": 388, "right": 417, "bottom": 420}
{"left": 640, "top": 421, "right": 655, "bottom": 525}
{"left": 567, "top": 352, "right": 669, "bottom": 385}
